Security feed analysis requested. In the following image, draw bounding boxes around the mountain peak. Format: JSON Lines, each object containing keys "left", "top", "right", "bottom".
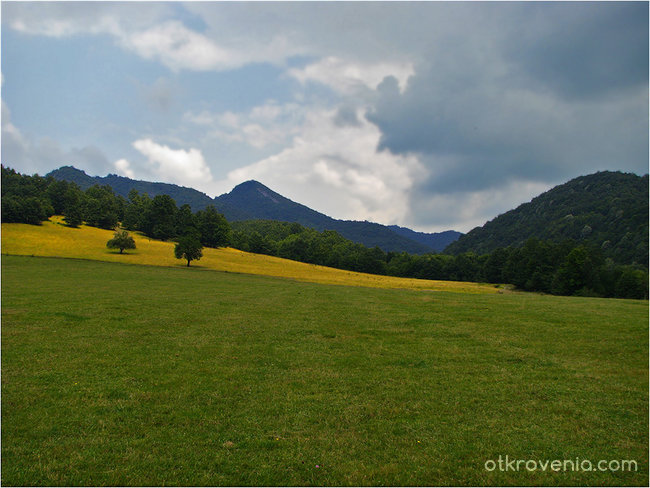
{"left": 47, "top": 166, "right": 96, "bottom": 188}
{"left": 48, "top": 165, "right": 89, "bottom": 177}
{"left": 231, "top": 179, "right": 271, "bottom": 191}
{"left": 228, "top": 180, "right": 283, "bottom": 204}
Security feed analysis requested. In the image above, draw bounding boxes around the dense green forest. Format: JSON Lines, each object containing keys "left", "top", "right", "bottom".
{"left": 3, "top": 166, "right": 648, "bottom": 299}
{"left": 231, "top": 219, "right": 648, "bottom": 299}
{"left": 446, "top": 171, "right": 648, "bottom": 265}
{"left": 1, "top": 166, "right": 230, "bottom": 249}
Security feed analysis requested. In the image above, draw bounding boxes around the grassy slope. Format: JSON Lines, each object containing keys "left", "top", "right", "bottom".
{"left": 2, "top": 255, "right": 648, "bottom": 486}
{"left": 1, "top": 218, "right": 498, "bottom": 294}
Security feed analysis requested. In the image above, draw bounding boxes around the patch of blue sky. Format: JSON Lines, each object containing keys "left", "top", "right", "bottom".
{"left": 177, "top": 63, "right": 298, "bottom": 115}
{"left": 166, "top": 2, "right": 208, "bottom": 33}
{"left": 2, "top": 29, "right": 161, "bottom": 155}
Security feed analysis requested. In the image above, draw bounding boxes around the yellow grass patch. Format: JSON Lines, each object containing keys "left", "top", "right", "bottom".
{"left": 2, "top": 217, "right": 500, "bottom": 293}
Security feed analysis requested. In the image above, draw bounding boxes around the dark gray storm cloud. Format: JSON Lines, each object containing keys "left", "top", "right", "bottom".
{"left": 367, "top": 1, "right": 648, "bottom": 201}
{"left": 506, "top": 2, "right": 649, "bottom": 100}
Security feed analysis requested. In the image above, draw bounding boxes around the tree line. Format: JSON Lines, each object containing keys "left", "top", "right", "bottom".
{"left": 2, "top": 166, "right": 647, "bottom": 299}
{"left": 2, "top": 166, "right": 230, "bottom": 248}
{"left": 231, "top": 220, "right": 648, "bottom": 299}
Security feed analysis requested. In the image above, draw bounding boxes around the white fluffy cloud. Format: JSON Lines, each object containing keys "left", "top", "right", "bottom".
{"left": 120, "top": 21, "right": 233, "bottom": 72}
{"left": 114, "top": 158, "right": 135, "bottom": 179}
{"left": 117, "top": 139, "right": 213, "bottom": 190}
{"left": 220, "top": 108, "right": 425, "bottom": 225}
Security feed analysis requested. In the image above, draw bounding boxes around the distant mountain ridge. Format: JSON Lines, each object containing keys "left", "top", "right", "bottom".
{"left": 46, "top": 166, "right": 458, "bottom": 253}
{"left": 48, "top": 165, "right": 216, "bottom": 209}
{"left": 445, "top": 170, "right": 648, "bottom": 265}
{"left": 388, "top": 225, "right": 462, "bottom": 252}
{"left": 215, "top": 180, "right": 462, "bottom": 254}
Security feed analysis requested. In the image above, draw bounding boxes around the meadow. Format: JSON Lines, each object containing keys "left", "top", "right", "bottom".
{"left": 1, "top": 218, "right": 499, "bottom": 294}
{"left": 1, "top": 220, "right": 648, "bottom": 486}
{"left": 2, "top": 252, "right": 648, "bottom": 486}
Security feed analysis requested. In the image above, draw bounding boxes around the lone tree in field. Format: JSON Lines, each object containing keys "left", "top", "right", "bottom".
{"left": 174, "top": 235, "right": 203, "bottom": 267}
{"left": 106, "top": 230, "right": 136, "bottom": 254}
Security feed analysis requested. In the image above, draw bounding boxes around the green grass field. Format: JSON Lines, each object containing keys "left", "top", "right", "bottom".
{"left": 2, "top": 255, "right": 647, "bottom": 486}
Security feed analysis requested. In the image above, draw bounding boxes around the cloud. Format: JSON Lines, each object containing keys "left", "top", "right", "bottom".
{"left": 220, "top": 108, "right": 425, "bottom": 225}
{"left": 288, "top": 57, "right": 413, "bottom": 96}
{"left": 5, "top": 2, "right": 163, "bottom": 39}
{"left": 140, "top": 77, "right": 177, "bottom": 112}
{"left": 504, "top": 2, "right": 649, "bottom": 100}
{"left": 2, "top": 101, "right": 113, "bottom": 176}
{"left": 3, "top": 3, "right": 299, "bottom": 73}
{"left": 119, "top": 21, "right": 233, "bottom": 72}
{"left": 366, "top": 1, "right": 649, "bottom": 205}
{"left": 114, "top": 159, "right": 135, "bottom": 179}
{"left": 129, "top": 138, "right": 213, "bottom": 189}
{"left": 4, "top": 2, "right": 648, "bottom": 233}
{"left": 184, "top": 100, "right": 304, "bottom": 150}
{"left": 406, "top": 179, "right": 553, "bottom": 233}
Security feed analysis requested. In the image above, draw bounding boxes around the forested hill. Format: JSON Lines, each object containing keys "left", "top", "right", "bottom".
{"left": 46, "top": 166, "right": 457, "bottom": 254}
{"left": 47, "top": 166, "right": 217, "bottom": 212}
{"left": 445, "top": 171, "right": 649, "bottom": 265}
{"left": 214, "top": 180, "right": 436, "bottom": 254}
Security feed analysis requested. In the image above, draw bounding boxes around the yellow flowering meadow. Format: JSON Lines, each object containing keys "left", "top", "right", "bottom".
{"left": 2, "top": 217, "right": 500, "bottom": 294}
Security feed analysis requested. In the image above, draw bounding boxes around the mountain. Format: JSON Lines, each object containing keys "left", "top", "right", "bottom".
{"left": 388, "top": 225, "right": 462, "bottom": 252}
{"left": 215, "top": 180, "right": 326, "bottom": 226}
{"left": 47, "top": 166, "right": 216, "bottom": 209}
{"left": 445, "top": 171, "right": 648, "bottom": 265}
{"left": 214, "top": 180, "right": 438, "bottom": 254}
{"left": 47, "top": 165, "right": 98, "bottom": 189}
{"left": 47, "top": 167, "right": 460, "bottom": 254}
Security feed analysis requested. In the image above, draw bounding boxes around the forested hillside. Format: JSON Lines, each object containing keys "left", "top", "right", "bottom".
{"left": 47, "top": 166, "right": 217, "bottom": 212}
{"left": 446, "top": 171, "right": 648, "bottom": 265}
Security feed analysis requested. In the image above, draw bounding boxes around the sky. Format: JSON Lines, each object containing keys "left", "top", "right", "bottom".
{"left": 1, "top": 1, "right": 648, "bottom": 233}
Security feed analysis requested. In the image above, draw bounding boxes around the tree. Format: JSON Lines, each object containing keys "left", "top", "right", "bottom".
{"left": 175, "top": 204, "right": 197, "bottom": 237}
{"left": 615, "top": 267, "right": 649, "bottom": 299}
{"left": 1, "top": 195, "right": 53, "bottom": 225}
{"left": 552, "top": 245, "right": 602, "bottom": 296}
{"left": 142, "top": 194, "right": 177, "bottom": 240}
{"left": 46, "top": 178, "right": 72, "bottom": 215}
{"left": 174, "top": 235, "right": 203, "bottom": 267}
{"left": 122, "top": 189, "right": 151, "bottom": 231}
{"left": 106, "top": 230, "right": 136, "bottom": 254}
{"left": 62, "top": 186, "right": 84, "bottom": 227}
{"left": 84, "top": 185, "right": 120, "bottom": 230}
{"left": 196, "top": 205, "right": 231, "bottom": 248}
